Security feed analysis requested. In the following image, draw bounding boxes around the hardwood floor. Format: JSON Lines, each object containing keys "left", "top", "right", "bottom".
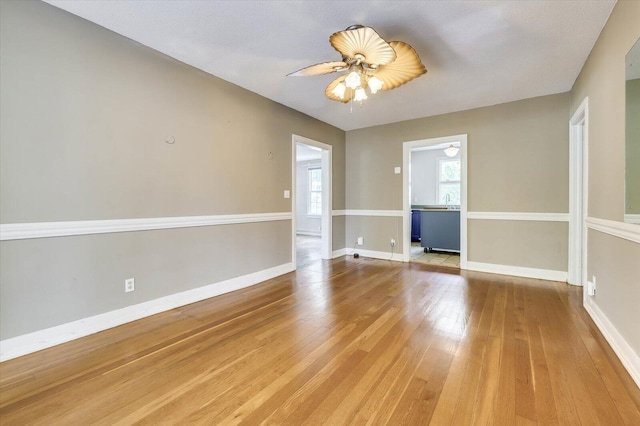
{"left": 1, "top": 257, "right": 639, "bottom": 425}
{"left": 296, "top": 234, "right": 321, "bottom": 268}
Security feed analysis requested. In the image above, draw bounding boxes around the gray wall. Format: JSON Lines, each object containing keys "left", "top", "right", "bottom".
{"left": 345, "top": 93, "right": 570, "bottom": 271}
{"left": 296, "top": 160, "right": 322, "bottom": 235}
{"left": 0, "top": 0, "right": 345, "bottom": 339}
{"left": 570, "top": 0, "right": 640, "bottom": 357}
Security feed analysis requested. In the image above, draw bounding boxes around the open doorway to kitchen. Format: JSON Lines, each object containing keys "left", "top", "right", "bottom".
{"left": 292, "top": 135, "right": 332, "bottom": 268}
{"left": 402, "top": 135, "right": 468, "bottom": 269}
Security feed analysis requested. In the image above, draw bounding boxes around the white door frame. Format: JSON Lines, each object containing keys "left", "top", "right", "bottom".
{"left": 402, "top": 134, "right": 468, "bottom": 268}
{"left": 568, "top": 97, "right": 589, "bottom": 287}
{"left": 292, "top": 135, "right": 333, "bottom": 264}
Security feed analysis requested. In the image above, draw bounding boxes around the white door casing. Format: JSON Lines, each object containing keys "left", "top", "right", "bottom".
{"left": 568, "top": 97, "right": 589, "bottom": 287}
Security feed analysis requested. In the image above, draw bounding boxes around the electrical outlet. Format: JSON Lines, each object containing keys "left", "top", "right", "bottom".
{"left": 125, "top": 278, "right": 135, "bottom": 293}
{"left": 357, "top": 237, "right": 364, "bottom": 245}
{"left": 588, "top": 275, "right": 596, "bottom": 296}
{"left": 390, "top": 238, "right": 396, "bottom": 247}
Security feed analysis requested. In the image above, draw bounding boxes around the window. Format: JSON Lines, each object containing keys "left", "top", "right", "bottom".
{"left": 438, "top": 158, "right": 460, "bottom": 205}
{"left": 308, "top": 167, "right": 322, "bottom": 216}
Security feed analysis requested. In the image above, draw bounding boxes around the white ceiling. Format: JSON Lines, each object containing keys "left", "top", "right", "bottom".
{"left": 296, "top": 143, "right": 322, "bottom": 162}
{"left": 44, "top": 0, "right": 616, "bottom": 131}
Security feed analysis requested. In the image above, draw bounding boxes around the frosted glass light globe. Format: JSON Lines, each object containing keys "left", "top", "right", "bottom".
{"left": 345, "top": 71, "right": 361, "bottom": 90}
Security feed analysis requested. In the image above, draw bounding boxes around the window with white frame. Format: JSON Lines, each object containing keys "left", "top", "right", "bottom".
{"left": 438, "top": 158, "right": 460, "bottom": 205}
{"left": 308, "top": 167, "right": 322, "bottom": 216}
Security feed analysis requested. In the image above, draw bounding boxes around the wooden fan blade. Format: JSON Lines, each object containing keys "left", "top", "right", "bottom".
{"left": 325, "top": 76, "right": 352, "bottom": 103}
{"left": 372, "top": 41, "right": 426, "bottom": 90}
{"left": 287, "top": 61, "right": 347, "bottom": 77}
{"left": 330, "top": 26, "right": 396, "bottom": 66}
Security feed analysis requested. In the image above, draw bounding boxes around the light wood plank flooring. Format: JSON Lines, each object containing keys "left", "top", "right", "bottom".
{"left": 1, "top": 257, "right": 639, "bottom": 424}
{"left": 296, "top": 234, "right": 321, "bottom": 268}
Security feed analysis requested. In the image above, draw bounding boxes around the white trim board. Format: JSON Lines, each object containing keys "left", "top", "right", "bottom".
{"left": 0, "top": 212, "right": 292, "bottom": 241}
{"left": 467, "top": 212, "right": 569, "bottom": 222}
{"left": 332, "top": 248, "right": 347, "bottom": 258}
{"left": 584, "top": 297, "right": 640, "bottom": 389}
{"left": 333, "top": 210, "right": 403, "bottom": 217}
{"left": 336, "top": 250, "right": 566, "bottom": 282}
{"left": 568, "top": 96, "right": 589, "bottom": 287}
{"left": 466, "top": 261, "right": 567, "bottom": 282}
{"left": 0, "top": 262, "right": 295, "bottom": 362}
{"left": 586, "top": 217, "right": 640, "bottom": 244}
{"left": 348, "top": 248, "right": 404, "bottom": 262}
{"left": 337, "top": 210, "right": 569, "bottom": 221}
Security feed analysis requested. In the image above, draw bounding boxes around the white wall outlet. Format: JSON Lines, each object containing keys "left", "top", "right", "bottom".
{"left": 394, "top": 166, "right": 401, "bottom": 174}
{"left": 125, "top": 278, "right": 135, "bottom": 293}
{"left": 587, "top": 275, "right": 596, "bottom": 296}
{"left": 283, "top": 190, "right": 290, "bottom": 199}
{"left": 357, "top": 237, "right": 364, "bottom": 246}
{"left": 390, "top": 238, "right": 396, "bottom": 247}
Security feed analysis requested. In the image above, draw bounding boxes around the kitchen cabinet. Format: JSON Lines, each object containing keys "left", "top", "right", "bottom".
{"left": 420, "top": 210, "right": 460, "bottom": 252}
{"left": 411, "top": 210, "right": 421, "bottom": 242}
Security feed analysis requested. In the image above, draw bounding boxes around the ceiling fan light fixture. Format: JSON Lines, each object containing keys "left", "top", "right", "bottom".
{"left": 345, "top": 71, "right": 361, "bottom": 89}
{"left": 368, "top": 76, "right": 383, "bottom": 94}
{"left": 289, "top": 25, "right": 426, "bottom": 105}
{"left": 444, "top": 144, "right": 459, "bottom": 157}
{"left": 354, "top": 87, "right": 368, "bottom": 102}
{"left": 331, "top": 82, "right": 347, "bottom": 99}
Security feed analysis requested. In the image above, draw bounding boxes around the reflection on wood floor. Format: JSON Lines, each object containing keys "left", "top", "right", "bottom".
{"left": 296, "top": 234, "right": 321, "bottom": 268}
{"left": 411, "top": 242, "right": 460, "bottom": 268}
{"left": 1, "top": 255, "right": 639, "bottom": 424}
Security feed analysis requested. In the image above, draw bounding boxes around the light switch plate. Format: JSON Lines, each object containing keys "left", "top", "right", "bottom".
{"left": 284, "top": 190, "right": 290, "bottom": 198}
{"left": 394, "top": 167, "right": 401, "bottom": 174}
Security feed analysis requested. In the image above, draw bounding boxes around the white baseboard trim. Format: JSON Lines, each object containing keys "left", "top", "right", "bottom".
{"left": 0, "top": 262, "right": 294, "bottom": 362}
{"left": 586, "top": 217, "right": 640, "bottom": 244}
{"left": 467, "top": 211, "right": 569, "bottom": 222}
{"left": 584, "top": 297, "right": 640, "bottom": 389}
{"left": 0, "top": 212, "right": 292, "bottom": 241}
{"left": 332, "top": 248, "right": 347, "bottom": 258}
{"left": 465, "top": 261, "right": 567, "bottom": 282}
{"left": 349, "top": 248, "right": 404, "bottom": 262}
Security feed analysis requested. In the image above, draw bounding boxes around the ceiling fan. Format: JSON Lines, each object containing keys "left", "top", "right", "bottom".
{"left": 288, "top": 25, "right": 427, "bottom": 103}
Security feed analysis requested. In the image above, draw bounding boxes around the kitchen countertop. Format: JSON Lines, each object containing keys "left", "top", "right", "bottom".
{"left": 412, "top": 206, "right": 460, "bottom": 211}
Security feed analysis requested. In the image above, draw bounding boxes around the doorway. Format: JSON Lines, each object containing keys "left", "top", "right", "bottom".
{"left": 292, "top": 135, "right": 332, "bottom": 268}
{"left": 402, "top": 135, "right": 468, "bottom": 269}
